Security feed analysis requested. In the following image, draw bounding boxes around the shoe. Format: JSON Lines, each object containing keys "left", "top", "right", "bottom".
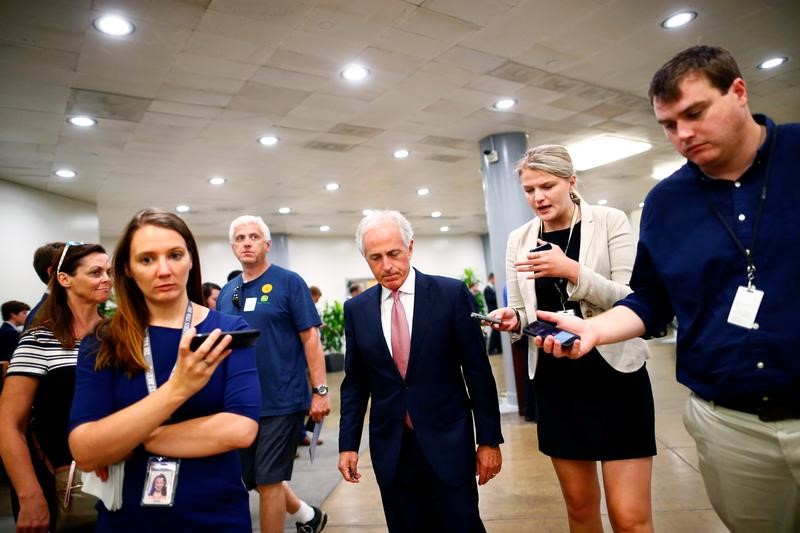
{"left": 297, "top": 506, "right": 328, "bottom": 533}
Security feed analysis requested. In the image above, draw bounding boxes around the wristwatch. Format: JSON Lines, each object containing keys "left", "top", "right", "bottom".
{"left": 312, "top": 385, "right": 329, "bottom": 396}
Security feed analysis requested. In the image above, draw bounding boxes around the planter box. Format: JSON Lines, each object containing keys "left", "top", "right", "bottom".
{"left": 325, "top": 352, "right": 344, "bottom": 373}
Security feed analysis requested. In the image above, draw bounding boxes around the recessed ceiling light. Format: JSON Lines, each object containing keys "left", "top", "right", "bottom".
{"left": 661, "top": 11, "right": 697, "bottom": 29}
{"left": 597, "top": 199, "right": 608, "bottom": 206}
{"left": 320, "top": 225, "right": 331, "bottom": 232}
{"left": 440, "top": 226, "right": 450, "bottom": 232}
{"left": 54, "top": 168, "right": 76, "bottom": 179}
{"left": 567, "top": 134, "right": 651, "bottom": 171}
{"left": 362, "top": 209, "right": 374, "bottom": 216}
{"left": 492, "top": 98, "right": 517, "bottom": 110}
{"left": 393, "top": 149, "right": 410, "bottom": 159}
{"left": 257, "top": 135, "right": 279, "bottom": 146}
{"left": 651, "top": 159, "right": 685, "bottom": 180}
{"left": 67, "top": 116, "right": 97, "bottom": 127}
{"left": 176, "top": 204, "right": 190, "bottom": 213}
{"left": 757, "top": 56, "right": 788, "bottom": 70}
{"left": 431, "top": 211, "right": 442, "bottom": 218}
{"left": 341, "top": 64, "right": 370, "bottom": 82}
{"left": 325, "top": 182, "right": 340, "bottom": 191}
{"left": 278, "top": 207, "right": 291, "bottom": 214}
{"left": 417, "top": 187, "right": 430, "bottom": 196}
{"left": 93, "top": 14, "right": 135, "bottom": 36}
{"left": 208, "top": 176, "right": 225, "bottom": 186}
{"left": 638, "top": 202, "right": 645, "bottom": 208}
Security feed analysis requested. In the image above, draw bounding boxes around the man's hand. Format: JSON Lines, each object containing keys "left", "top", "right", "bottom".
{"left": 338, "top": 451, "right": 361, "bottom": 483}
{"left": 475, "top": 445, "right": 502, "bottom": 486}
{"left": 309, "top": 394, "right": 331, "bottom": 423}
{"left": 534, "top": 310, "right": 597, "bottom": 358}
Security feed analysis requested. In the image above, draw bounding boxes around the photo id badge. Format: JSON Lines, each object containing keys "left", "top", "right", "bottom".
{"left": 243, "top": 297, "right": 257, "bottom": 312}
{"left": 727, "top": 286, "right": 764, "bottom": 329}
{"left": 141, "top": 457, "right": 180, "bottom": 507}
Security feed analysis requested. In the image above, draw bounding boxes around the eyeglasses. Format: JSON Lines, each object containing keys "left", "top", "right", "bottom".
{"left": 232, "top": 284, "right": 242, "bottom": 309}
{"left": 56, "top": 241, "right": 86, "bottom": 275}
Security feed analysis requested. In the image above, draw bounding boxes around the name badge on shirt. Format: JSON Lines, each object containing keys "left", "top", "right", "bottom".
{"left": 141, "top": 457, "right": 180, "bottom": 507}
{"left": 727, "top": 286, "right": 764, "bottom": 329}
{"left": 243, "top": 297, "right": 257, "bottom": 312}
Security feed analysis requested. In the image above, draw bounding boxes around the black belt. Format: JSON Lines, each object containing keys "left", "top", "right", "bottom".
{"left": 707, "top": 397, "right": 800, "bottom": 422}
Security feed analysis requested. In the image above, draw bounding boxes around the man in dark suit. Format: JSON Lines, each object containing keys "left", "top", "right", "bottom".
{"left": 483, "top": 273, "right": 502, "bottom": 354}
{"left": 24, "top": 242, "right": 64, "bottom": 330}
{"left": 338, "top": 210, "right": 503, "bottom": 533}
{"left": 0, "top": 301, "right": 29, "bottom": 362}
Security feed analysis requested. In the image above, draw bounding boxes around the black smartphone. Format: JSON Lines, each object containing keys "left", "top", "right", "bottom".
{"left": 470, "top": 312, "right": 502, "bottom": 325}
{"left": 530, "top": 242, "right": 552, "bottom": 253}
{"left": 522, "top": 320, "right": 580, "bottom": 347}
{"left": 189, "top": 329, "right": 261, "bottom": 351}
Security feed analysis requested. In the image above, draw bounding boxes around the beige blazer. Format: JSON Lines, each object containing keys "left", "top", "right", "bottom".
{"left": 505, "top": 203, "right": 649, "bottom": 377}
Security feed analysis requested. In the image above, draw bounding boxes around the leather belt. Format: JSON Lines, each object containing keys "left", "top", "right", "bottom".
{"left": 708, "top": 397, "right": 800, "bottom": 422}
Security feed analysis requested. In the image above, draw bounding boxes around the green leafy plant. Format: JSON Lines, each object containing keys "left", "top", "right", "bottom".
{"left": 461, "top": 267, "right": 486, "bottom": 314}
{"left": 320, "top": 300, "right": 345, "bottom": 353}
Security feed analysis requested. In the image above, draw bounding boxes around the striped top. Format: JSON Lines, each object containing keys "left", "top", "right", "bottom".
{"left": 7, "top": 326, "right": 79, "bottom": 468}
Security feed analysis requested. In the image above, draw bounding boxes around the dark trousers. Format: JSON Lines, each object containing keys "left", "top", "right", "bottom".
{"left": 378, "top": 429, "right": 485, "bottom": 533}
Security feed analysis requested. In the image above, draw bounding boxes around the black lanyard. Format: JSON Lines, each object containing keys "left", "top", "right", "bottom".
{"left": 702, "top": 126, "right": 775, "bottom": 289}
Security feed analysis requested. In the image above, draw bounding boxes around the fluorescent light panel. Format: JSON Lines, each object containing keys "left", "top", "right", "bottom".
{"left": 567, "top": 135, "right": 651, "bottom": 171}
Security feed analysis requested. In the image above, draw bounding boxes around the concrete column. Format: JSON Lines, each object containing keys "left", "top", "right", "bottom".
{"left": 479, "top": 132, "right": 530, "bottom": 412}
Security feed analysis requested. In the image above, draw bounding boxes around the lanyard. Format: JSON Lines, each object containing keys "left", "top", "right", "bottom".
{"left": 540, "top": 203, "right": 580, "bottom": 311}
{"left": 143, "top": 303, "right": 193, "bottom": 394}
{"left": 703, "top": 126, "right": 775, "bottom": 289}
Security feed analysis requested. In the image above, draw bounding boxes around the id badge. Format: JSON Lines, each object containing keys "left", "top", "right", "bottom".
{"left": 142, "top": 457, "right": 180, "bottom": 507}
{"left": 557, "top": 309, "right": 576, "bottom": 316}
{"left": 243, "top": 297, "right": 257, "bottom": 312}
{"left": 727, "top": 286, "right": 764, "bottom": 329}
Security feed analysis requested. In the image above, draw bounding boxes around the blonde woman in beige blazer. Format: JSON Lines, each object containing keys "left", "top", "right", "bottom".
{"left": 489, "top": 145, "right": 655, "bottom": 533}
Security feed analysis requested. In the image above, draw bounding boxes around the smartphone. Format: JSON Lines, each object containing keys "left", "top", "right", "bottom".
{"left": 470, "top": 312, "right": 502, "bottom": 325}
{"left": 189, "top": 329, "right": 261, "bottom": 351}
{"left": 522, "top": 320, "right": 580, "bottom": 347}
{"left": 530, "top": 242, "right": 552, "bottom": 253}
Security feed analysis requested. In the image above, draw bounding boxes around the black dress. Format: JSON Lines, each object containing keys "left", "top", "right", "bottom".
{"left": 533, "top": 223, "right": 656, "bottom": 461}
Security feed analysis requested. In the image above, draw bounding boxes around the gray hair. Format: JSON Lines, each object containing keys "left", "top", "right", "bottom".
{"left": 229, "top": 215, "right": 271, "bottom": 244}
{"left": 515, "top": 144, "right": 575, "bottom": 178}
{"left": 355, "top": 210, "right": 414, "bottom": 256}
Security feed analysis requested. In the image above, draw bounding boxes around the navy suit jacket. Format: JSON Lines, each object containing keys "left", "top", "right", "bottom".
{"left": 339, "top": 269, "right": 503, "bottom": 488}
{"left": 0, "top": 322, "right": 21, "bottom": 362}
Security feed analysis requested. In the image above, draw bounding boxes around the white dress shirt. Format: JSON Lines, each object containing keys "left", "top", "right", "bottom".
{"left": 380, "top": 268, "right": 415, "bottom": 358}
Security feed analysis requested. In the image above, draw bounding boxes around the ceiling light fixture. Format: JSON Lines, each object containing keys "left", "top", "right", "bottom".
{"left": 362, "top": 209, "right": 374, "bottom": 216}
{"left": 431, "top": 211, "right": 442, "bottom": 218}
{"left": 417, "top": 187, "right": 430, "bottom": 196}
{"left": 651, "top": 159, "right": 685, "bottom": 180}
{"left": 757, "top": 56, "right": 788, "bottom": 70}
{"left": 393, "top": 149, "right": 409, "bottom": 159}
{"left": 325, "top": 182, "right": 340, "bottom": 191}
{"left": 93, "top": 14, "right": 135, "bottom": 36}
{"left": 257, "top": 135, "right": 279, "bottom": 146}
{"left": 661, "top": 11, "right": 697, "bottom": 29}
{"left": 567, "top": 134, "right": 651, "bottom": 171}
{"left": 440, "top": 226, "right": 450, "bottom": 232}
{"left": 638, "top": 202, "right": 645, "bottom": 208}
{"left": 54, "top": 169, "right": 77, "bottom": 179}
{"left": 67, "top": 116, "right": 97, "bottom": 127}
{"left": 492, "top": 98, "right": 517, "bottom": 110}
{"left": 320, "top": 225, "right": 331, "bottom": 232}
{"left": 176, "top": 204, "right": 190, "bottom": 213}
{"left": 278, "top": 207, "right": 291, "bottom": 214}
{"left": 341, "top": 64, "right": 370, "bottom": 82}
{"left": 597, "top": 199, "right": 608, "bottom": 206}
{"left": 208, "top": 176, "right": 225, "bottom": 186}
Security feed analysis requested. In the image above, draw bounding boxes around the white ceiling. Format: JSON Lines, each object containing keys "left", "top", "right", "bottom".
{"left": 1, "top": 0, "right": 798, "bottom": 238}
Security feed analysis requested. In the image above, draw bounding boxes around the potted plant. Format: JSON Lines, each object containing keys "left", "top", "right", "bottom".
{"left": 320, "top": 300, "right": 345, "bottom": 372}
{"left": 461, "top": 267, "right": 486, "bottom": 314}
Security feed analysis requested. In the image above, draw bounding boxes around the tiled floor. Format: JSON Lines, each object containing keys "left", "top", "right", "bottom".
{"left": 318, "top": 336, "right": 728, "bottom": 532}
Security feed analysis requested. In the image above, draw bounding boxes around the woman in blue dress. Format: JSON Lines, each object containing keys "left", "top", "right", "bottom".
{"left": 68, "top": 208, "right": 260, "bottom": 531}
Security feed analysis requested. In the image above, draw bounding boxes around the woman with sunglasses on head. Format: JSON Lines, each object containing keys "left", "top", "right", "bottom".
{"left": 0, "top": 242, "right": 111, "bottom": 532}
{"left": 490, "top": 145, "right": 655, "bottom": 533}
{"left": 68, "top": 208, "right": 260, "bottom": 531}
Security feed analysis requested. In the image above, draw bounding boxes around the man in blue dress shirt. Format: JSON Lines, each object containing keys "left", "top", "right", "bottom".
{"left": 521, "top": 45, "right": 800, "bottom": 532}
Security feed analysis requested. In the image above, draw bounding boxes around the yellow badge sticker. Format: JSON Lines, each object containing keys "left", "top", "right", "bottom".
{"left": 260, "top": 295, "right": 269, "bottom": 303}
{"left": 261, "top": 284, "right": 273, "bottom": 294}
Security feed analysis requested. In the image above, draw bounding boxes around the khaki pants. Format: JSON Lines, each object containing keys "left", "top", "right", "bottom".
{"left": 684, "top": 393, "right": 800, "bottom": 533}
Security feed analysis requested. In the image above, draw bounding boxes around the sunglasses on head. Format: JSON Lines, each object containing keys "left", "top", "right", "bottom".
{"left": 232, "top": 284, "right": 242, "bottom": 309}
{"left": 56, "top": 241, "right": 86, "bottom": 275}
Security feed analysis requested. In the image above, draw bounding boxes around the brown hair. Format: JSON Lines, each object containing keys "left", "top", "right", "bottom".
{"left": 96, "top": 208, "right": 203, "bottom": 373}
{"left": 33, "top": 242, "right": 65, "bottom": 283}
{"left": 31, "top": 243, "right": 106, "bottom": 348}
{"left": 649, "top": 45, "right": 742, "bottom": 104}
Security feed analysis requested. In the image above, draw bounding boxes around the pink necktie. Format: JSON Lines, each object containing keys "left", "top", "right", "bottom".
{"left": 391, "top": 290, "right": 413, "bottom": 428}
